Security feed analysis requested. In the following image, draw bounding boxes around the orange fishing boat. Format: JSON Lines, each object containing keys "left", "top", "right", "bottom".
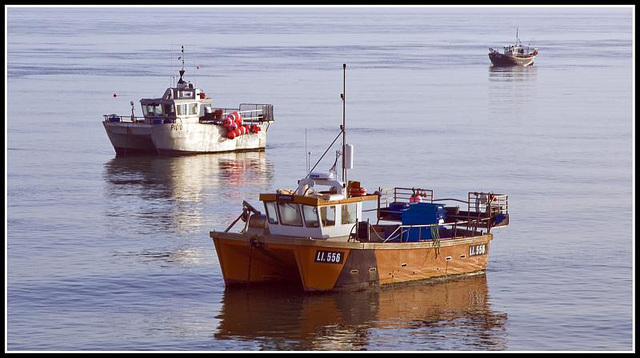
{"left": 210, "top": 65, "right": 509, "bottom": 292}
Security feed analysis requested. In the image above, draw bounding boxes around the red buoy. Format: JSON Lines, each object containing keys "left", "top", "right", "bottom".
{"left": 227, "top": 131, "right": 236, "bottom": 139}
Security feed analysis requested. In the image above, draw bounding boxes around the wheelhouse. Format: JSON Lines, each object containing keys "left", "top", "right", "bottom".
{"left": 139, "top": 80, "right": 211, "bottom": 124}
{"left": 259, "top": 172, "right": 377, "bottom": 239}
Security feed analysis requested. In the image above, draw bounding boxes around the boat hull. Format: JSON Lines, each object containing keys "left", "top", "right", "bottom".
{"left": 103, "top": 121, "right": 271, "bottom": 156}
{"left": 489, "top": 52, "right": 535, "bottom": 67}
{"left": 211, "top": 232, "right": 493, "bottom": 292}
{"left": 102, "top": 121, "right": 157, "bottom": 155}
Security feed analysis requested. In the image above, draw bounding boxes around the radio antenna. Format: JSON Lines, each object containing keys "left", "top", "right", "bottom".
{"left": 305, "top": 64, "right": 348, "bottom": 178}
{"left": 177, "top": 45, "right": 186, "bottom": 85}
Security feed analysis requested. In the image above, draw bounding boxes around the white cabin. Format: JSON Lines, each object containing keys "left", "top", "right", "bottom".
{"left": 259, "top": 173, "right": 376, "bottom": 239}
{"left": 139, "top": 71, "right": 212, "bottom": 125}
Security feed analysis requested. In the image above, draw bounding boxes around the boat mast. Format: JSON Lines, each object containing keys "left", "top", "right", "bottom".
{"left": 305, "top": 64, "right": 348, "bottom": 180}
{"left": 341, "top": 63, "right": 346, "bottom": 185}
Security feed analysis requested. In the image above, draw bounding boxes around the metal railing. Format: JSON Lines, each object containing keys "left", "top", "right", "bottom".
{"left": 104, "top": 103, "right": 274, "bottom": 125}
{"left": 201, "top": 104, "right": 274, "bottom": 124}
{"left": 239, "top": 103, "right": 274, "bottom": 122}
{"left": 378, "top": 218, "right": 491, "bottom": 243}
{"left": 372, "top": 187, "right": 509, "bottom": 237}
{"left": 378, "top": 187, "right": 434, "bottom": 206}
{"left": 466, "top": 192, "right": 508, "bottom": 232}
{"left": 103, "top": 114, "right": 145, "bottom": 123}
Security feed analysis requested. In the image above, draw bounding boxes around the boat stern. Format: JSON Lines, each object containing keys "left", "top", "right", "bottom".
{"left": 102, "top": 120, "right": 157, "bottom": 156}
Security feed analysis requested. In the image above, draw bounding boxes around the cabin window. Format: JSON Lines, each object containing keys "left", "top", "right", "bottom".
{"left": 201, "top": 104, "right": 212, "bottom": 116}
{"left": 176, "top": 104, "right": 188, "bottom": 116}
{"left": 163, "top": 104, "right": 175, "bottom": 116}
{"left": 264, "top": 202, "right": 279, "bottom": 225}
{"left": 320, "top": 206, "right": 336, "bottom": 227}
{"left": 142, "top": 104, "right": 163, "bottom": 117}
{"left": 277, "top": 202, "right": 303, "bottom": 227}
{"left": 177, "top": 90, "right": 195, "bottom": 99}
{"left": 341, "top": 203, "right": 357, "bottom": 225}
{"left": 189, "top": 103, "right": 198, "bottom": 115}
{"left": 302, "top": 205, "right": 319, "bottom": 228}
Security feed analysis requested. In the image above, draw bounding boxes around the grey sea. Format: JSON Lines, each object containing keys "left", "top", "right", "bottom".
{"left": 6, "top": 6, "right": 634, "bottom": 352}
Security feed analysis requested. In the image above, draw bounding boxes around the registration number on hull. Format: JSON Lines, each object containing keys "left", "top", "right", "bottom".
{"left": 315, "top": 250, "right": 344, "bottom": 264}
{"left": 469, "top": 244, "right": 487, "bottom": 257}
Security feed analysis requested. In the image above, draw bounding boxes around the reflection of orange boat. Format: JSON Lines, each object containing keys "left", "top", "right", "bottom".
{"left": 214, "top": 274, "right": 508, "bottom": 350}
{"left": 210, "top": 65, "right": 509, "bottom": 292}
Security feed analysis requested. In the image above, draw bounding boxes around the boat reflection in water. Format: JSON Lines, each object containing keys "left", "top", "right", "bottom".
{"left": 488, "top": 66, "right": 538, "bottom": 117}
{"left": 102, "top": 151, "right": 272, "bottom": 265}
{"left": 489, "top": 65, "right": 538, "bottom": 82}
{"left": 214, "top": 274, "right": 507, "bottom": 351}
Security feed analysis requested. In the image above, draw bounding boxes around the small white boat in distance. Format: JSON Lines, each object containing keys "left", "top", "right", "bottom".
{"left": 103, "top": 48, "right": 274, "bottom": 156}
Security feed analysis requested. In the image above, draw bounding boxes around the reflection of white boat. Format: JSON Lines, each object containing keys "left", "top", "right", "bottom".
{"left": 210, "top": 65, "right": 510, "bottom": 292}
{"left": 104, "top": 151, "right": 272, "bottom": 233}
{"left": 489, "top": 29, "right": 538, "bottom": 67}
{"left": 103, "top": 47, "right": 274, "bottom": 156}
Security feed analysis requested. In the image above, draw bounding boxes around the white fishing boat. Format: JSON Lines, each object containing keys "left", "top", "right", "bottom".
{"left": 103, "top": 47, "right": 274, "bottom": 156}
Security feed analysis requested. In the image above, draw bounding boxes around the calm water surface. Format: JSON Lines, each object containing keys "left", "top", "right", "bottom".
{"left": 6, "top": 6, "right": 634, "bottom": 351}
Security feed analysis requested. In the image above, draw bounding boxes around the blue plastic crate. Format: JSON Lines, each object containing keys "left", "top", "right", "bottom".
{"left": 401, "top": 203, "right": 446, "bottom": 242}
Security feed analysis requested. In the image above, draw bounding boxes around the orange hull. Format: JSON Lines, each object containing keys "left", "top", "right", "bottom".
{"left": 211, "top": 232, "right": 492, "bottom": 292}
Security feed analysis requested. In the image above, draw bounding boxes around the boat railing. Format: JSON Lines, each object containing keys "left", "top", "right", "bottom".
{"left": 103, "top": 114, "right": 146, "bottom": 123}
{"left": 240, "top": 103, "right": 274, "bottom": 122}
{"left": 202, "top": 104, "right": 274, "bottom": 123}
{"left": 379, "top": 217, "right": 492, "bottom": 243}
{"left": 376, "top": 186, "right": 434, "bottom": 221}
{"left": 378, "top": 186, "right": 434, "bottom": 206}
{"left": 467, "top": 192, "right": 508, "bottom": 216}
{"left": 373, "top": 189, "right": 508, "bottom": 235}
{"left": 465, "top": 192, "right": 509, "bottom": 232}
